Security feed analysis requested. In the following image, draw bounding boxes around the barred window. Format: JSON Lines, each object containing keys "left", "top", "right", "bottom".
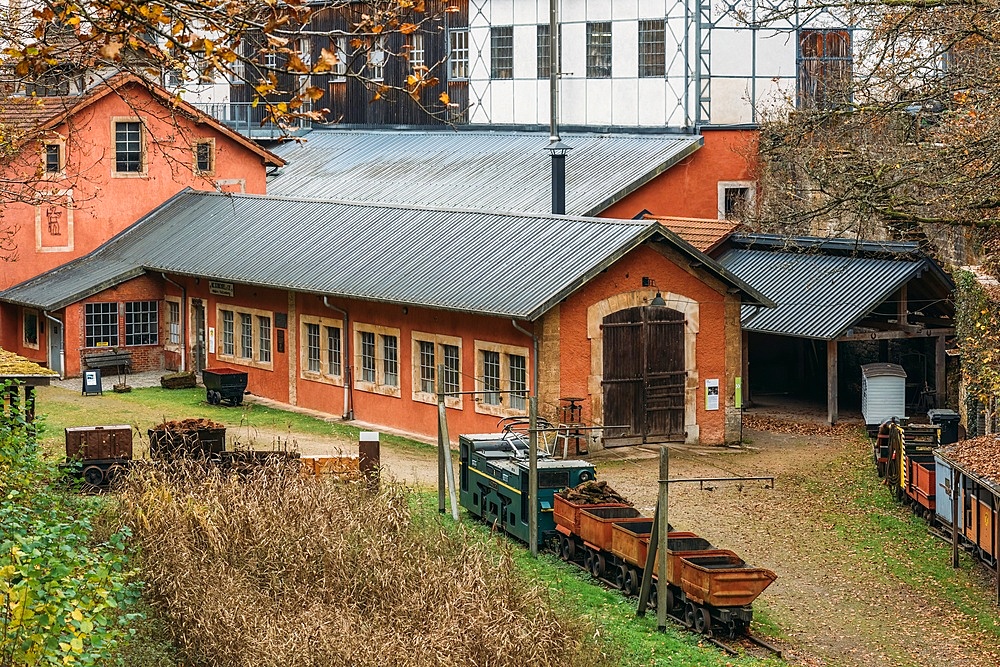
{"left": 508, "top": 354, "right": 527, "bottom": 411}
{"left": 586, "top": 22, "right": 612, "bottom": 78}
{"left": 419, "top": 340, "right": 436, "bottom": 393}
{"left": 798, "top": 29, "right": 852, "bottom": 109}
{"left": 537, "top": 24, "right": 563, "bottom": 79}
{"left": 326, "top": 326, "right": 341, "bottom": 376}
{"left": 450, "top": 29, "right": 469, "bottom": 79}
{"left": 306, "top": 323, "right": 321, "bottom": 372}
{"left": 221, "top": 310, "right": 234, "bottom": 355}
{"left": 360, "top": 331, "right": 376, "bottom": 383}
{"left": 240, "top": 313, "right": 253, "bottom": 359}
{"left": 44, "top": 144, "right": 62, "bottom": 174}
{"left": 383, "top": 334, "right": 399, "bottom": 388}
{"left": 125, "top": 301, "right": 158, "bottom": 346}
{"left": 85, "top": 302, "right": 118, "bottom": 348}
{"left": 638, "top": 20, "right": 666, "bottom": 78}
{"left": 491, "top": 26, "right": 513, "bottom": 79}
{"left": 258, "top": 316, "right": 272, "bottom": 363}
{"left": 482, "top": 350, "right": 501, "bottom": 405}
{"left": 168, "top": 301, "right": 181, "bottom": 345}
{"left": 443, "top": 344, "right": 460, "bottom": 395}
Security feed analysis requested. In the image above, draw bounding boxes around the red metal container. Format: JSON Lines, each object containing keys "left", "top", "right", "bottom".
{"left": 552, "top": 493, "right": 631, "bottom": 537}
{"left": 671, "top": 549, "right": 777, "bottom": 607}
{"left": 65, "top": 425, "right": 133, "bottom": 461}
{"left": 577, "top": 505, "right": 645, "bottom": 550}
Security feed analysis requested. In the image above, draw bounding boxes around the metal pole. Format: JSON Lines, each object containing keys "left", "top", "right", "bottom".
{"left": 437, "top": 364, "right": 446, "bottom": 513}
{"left": 438, "top": 363, "right": 459, "bottom": 521}
{"left": 551, "top": 152, "right": 566, "bottom": 215}
{"left": 656, "top": 446, "right": 670, "bottom": 631}
{"left": 549, "top": 0, "right": 559, "bottom": 141}
{"left": 529, "top": 396, "right": 539, "bottom": 556}
{"left": 952, "top": 471, "right": 960, "bottom": 568}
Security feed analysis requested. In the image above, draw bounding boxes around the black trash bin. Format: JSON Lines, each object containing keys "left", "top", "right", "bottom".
{"left": 928, "top": 409, "right": 960, "bottom": 445}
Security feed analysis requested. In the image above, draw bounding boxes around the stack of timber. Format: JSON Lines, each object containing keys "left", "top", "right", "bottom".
{"left": 558, "top": 480, "right": 632, "bottom": 505}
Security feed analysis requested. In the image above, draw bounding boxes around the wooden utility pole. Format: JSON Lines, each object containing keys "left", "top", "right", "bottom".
{"left": 529, "top": 396, "right": 539, "bottom": 556}
{"left": 952, "top": 472, "right": 960, "bottom": 569}
{"left": 437, "top": 363, "right": 459, "bottom": 521}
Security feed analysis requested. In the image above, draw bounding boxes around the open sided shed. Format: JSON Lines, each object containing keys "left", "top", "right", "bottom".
{"left": 716, "top": 235, "right": 955, "bottom": 423}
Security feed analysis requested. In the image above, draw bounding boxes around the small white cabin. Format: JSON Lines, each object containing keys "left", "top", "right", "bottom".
{"left": 861, "top": 363, "right": 907, "bottom": 426}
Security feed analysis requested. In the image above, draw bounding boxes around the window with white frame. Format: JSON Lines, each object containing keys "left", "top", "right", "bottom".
{"left": 536, "top": 24, "right": 562, "bottom": 79}
{"left": 717, "top": 181, "right": 756, "bottom": 220}
{"left": 369, "top": 37, "right": 386, "bottom": 81}
{"left": 85, "top": 302, "right": 119, "bottom": 348}
{"left": 411, "top": 332, "right": 462, "bottom": 408}
{"left": 125, "top": 301, "right": 158, "bottom": 346}
{"left": 300, "top": 316, "right": 344, "bottom": 384}
{"left": 23, "top": 309, "right": 38, "bottom": 349}
{"left": 194, "top": 139, "right": 214, "bottom": 175}
{"left": 333, "top": 36, "right": 348, "bottom": 80}
{"left": 491, "top": 26, "right": 513, "bottom": 79}
{"left": 638, "top": 19, "right": 666, "bottom": 78}
{"left": 474, "top": 340, "right": 530, "bottom": 417}
{"left": 450, "top": 29, "right": 469, "bottom": 79}
{"left": 409, "top": 33, "right": 425, "bottom": 70}
{"left": 354, "top": 323, "right": 401, "bottom": 397}
{"left": 113, "top": 120, "right": 143, "bottom": 174}
{"left": 586, "top": 22, "right": 613, "bottom": 79}
{"left": 167, "top": 300, "right": 181, "bottom": 345}
{"left": 217, "top": 305, "right": 273, "bottom": 368}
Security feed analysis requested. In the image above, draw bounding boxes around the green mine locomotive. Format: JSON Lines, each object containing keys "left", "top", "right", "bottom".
{"left": 458, "top": 432, "right": 596, "bottom": 547}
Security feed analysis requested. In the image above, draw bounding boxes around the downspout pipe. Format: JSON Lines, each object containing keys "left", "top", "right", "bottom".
{"left": 42, "top": 311, "right": 64, "bottom": 380}
{"left": 323, "top": 297, "right": 352, "bottom": 420}
{"left": 512, "top": 319, "right": 540, "bottom": 404}
{"left": 161, "top": 273, "right": 186, "bottom": 372}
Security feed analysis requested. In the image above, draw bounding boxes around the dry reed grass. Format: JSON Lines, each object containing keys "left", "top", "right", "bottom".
{"left": 117, "top": 461, "right": 606, "bottom": 666}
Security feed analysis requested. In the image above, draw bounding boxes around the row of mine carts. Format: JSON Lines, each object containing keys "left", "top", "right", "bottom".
{"left": 874, "top": 420, "right": 1000, "bottom": 568}
{"left": 552, "top": 492, "right": 776, "bottom": 638}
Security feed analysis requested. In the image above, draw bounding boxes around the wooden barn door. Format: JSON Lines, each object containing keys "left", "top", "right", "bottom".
{"left": 602, "top": 306, "right": 686, "bottom": 446}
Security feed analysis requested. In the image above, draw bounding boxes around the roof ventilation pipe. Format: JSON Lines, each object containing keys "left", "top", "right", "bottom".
{"left": 511, "top": 320, "right": 539, "bottom": 406}
{"left": 161, "top": 274, "right": 186, "bottom": 372}
{"left": 323, "top": 297, "right": 353, "bottom": 420}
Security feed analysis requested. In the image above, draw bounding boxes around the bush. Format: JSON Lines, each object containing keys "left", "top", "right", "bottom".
{"left": 118, "top": 461, "right": 607, "bottom": 667}
{"left": 0, "top": 408, "right": 141, "bottom": 666}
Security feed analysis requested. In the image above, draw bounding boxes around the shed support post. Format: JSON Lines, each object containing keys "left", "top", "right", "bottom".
{"left": 741, "top": 330, "right": 750, "bottom": 407}
{"left": 827, "top": 340, "right": 839, "bottom": 425}
{"left": 656, "top": 447, "right": 670, "bottom": 631}
{"left": 936, "top": 334, "right": 947, "bottom": 409}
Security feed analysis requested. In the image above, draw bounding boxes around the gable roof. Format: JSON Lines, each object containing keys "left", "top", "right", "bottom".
{"left": 266, "top": 128, "right": 702, "bottom": 216}
{"left": 646, "top": 215, "right": 741, "bottom": 253}
{"left": 0, "top": 73, "right": 284, "bottom": 167}
{"left": 717, "top": 242, "right": 954, "bottom": 340}
{"left": 0, "top": 189, "right": 771, "bottom": 318}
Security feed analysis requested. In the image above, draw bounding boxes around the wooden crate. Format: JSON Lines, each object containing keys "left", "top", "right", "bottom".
{"left": 65, "top": 425, "right": 133, "bottom": 461}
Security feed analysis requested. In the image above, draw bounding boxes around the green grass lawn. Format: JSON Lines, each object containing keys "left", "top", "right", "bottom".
{"left": 34, "top": 385, "right": 434, "bottom": 458}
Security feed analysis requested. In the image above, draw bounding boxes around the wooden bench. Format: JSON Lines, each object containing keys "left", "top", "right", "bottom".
{"left": 82, "top": 350, "right": 133, "bottom": 374}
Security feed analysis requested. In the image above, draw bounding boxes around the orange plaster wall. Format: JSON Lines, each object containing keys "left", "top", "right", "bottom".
{"left": 556, "top": 243, "right": 732, "bottom": 445}
{"left": 600, "top": 129, "right": 757, "bottom": 220}
{"left": 0, "top": 83, "right": 271, "bottom": 291}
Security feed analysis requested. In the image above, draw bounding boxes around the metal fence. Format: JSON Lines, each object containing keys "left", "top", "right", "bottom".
{"left": 193, "top": 102, "right": 312, "bottom": 140}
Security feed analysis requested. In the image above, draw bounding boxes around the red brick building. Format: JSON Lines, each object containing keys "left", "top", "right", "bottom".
{"left": 0, "top": 191, "right": 770, "bottom": 446}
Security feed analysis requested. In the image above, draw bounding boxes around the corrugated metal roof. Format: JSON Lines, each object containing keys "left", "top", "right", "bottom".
{"left": 3, "top": 190, "right": 768, "bottom": 317}
{"left": 717, "top": 249, "right": 925, "bottom": 340}
{"left": 266, "top": 129, "right": 702, "bottom": 216}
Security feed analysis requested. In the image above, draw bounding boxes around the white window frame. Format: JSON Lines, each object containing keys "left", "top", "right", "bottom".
{"left": 165, "top": 297, "right": 182, "bottom": 349}
{"left": 411, "top": 332, "right": 463, "bottom": 409}
{"left": 215, "top": 304, "right": 274, "bottom": 369}
{"left": 586, "top": 22, "right": 613, "bottom": 79}
{"left": 473, "top": 340, "right": 531, "bottom": 418}
{"left": 193, "top": 138, "right": 215, "bottom": 175}
{"left": 84, "top": 302, "right": 119, "bottom": 348}
{"left": 300, "top": 315, "right": 344, "bottom": 386}
{"left": 717, "top": 181, "right": 757, "bottom": 220}
{"left": 332, "top": 36, "right": 348, "bottom": 81}
{"left": 369, "top": 37, "right": 386, "bottom": 82}
{"left": 449, "top": 29, "right": 469, "bottom": 80}
{"left": 409, "top": 33, "right": 425, "bottom": 70}
{"left": 354, "top": 323, "right": 401, "bottom": 398}
{"left": 110, "top": 117, "right": 146, "bottom": 177}
{"left": 42, "top": 140, "right": 65, "bottom": 179}
{"left": 23, "top": 308, "right": 39, "bottom": 350}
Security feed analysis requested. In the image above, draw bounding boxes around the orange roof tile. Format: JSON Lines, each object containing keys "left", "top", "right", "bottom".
{"left": 644, "top": 215, "right": 740, "bottom": 253}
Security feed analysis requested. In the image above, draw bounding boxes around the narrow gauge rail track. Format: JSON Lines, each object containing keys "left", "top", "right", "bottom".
{"left": 556, "top": 545, "right": 783, "bottom": 660}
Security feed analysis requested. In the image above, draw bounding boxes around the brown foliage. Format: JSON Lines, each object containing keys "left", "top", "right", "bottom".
{"left": 117, "top": 462, "right": 603, "bottom": 666}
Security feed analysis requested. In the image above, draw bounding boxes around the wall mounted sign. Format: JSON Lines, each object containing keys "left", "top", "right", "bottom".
{"left": 209, "top": 281, "right": 234, "bottom": 297}
{"left": 705, "top": 378, "right": 720, "bottom": 411}
{"left": 208, "top": 326, "right": 216, "bottom": 355}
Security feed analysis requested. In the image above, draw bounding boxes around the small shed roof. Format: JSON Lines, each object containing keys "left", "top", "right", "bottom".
{"left": 646, "top": 215, "right": 740, "bottom": 253}
{"left": 266, "top": 128, "right": 702, "bottom": 216}
{"left": 861, "top": 363, "right": 907, "bottom": 379}
{"left": 718, "top": 246, "right": 952, "bottom": 340}
{"left": 0, "top": 348, "right": 58, "bottom": 385}
{"left": 1, "top": 189, "right": 770, "bottom": 319}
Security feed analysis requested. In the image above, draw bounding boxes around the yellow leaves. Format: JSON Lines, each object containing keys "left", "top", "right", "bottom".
{"left": 71, "top": 609, "right": 83, "bottom": 622}
{"left": 313, "top": 48, "right": 339, "bottom": 73}
{"left": 98, "top": 41, "right": 123, "bottom": 60}
{"left": 400, "top": 23, "right": 419, "bottom": 35}
{"left": 302, "top": 86, "right": 324, "bottom": 102}
{"left": 286, "top": 53, "right": 308, "bottom": 73}
{"left": 439, "top": 92, "right": 450, "bottom": 106}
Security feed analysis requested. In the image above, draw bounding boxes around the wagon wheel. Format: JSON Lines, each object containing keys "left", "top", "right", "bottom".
{"left": 82, "top": 465, "right": 105, "bottom": 487}
{"left": 562, "top": 536, "right": 576, "bottom": 562}
{"left": 664, "top": 586, "right": 677, "bottom": 613}
{"left": 615, "top": 564, "right": 629, "bottom": 592}
{"left": 234, "top": 394, "right": 244, "bottom": 406}
{"left": 583, "top": 548, "right": 594, "bottom": 575}
{"left": 683, "top": 602, "right": 697, "bottom": 629}
{"left": 695, "top": 606, "right": 712, "bottom": 635}
{"left": 625, "top": 568, "right": 641, "bottom": 597}
{"left": 591, "top": 552, "right": 606, "bottom": 579}
{"left": 106, "top": 463, "right": 127, "bottom": 487}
